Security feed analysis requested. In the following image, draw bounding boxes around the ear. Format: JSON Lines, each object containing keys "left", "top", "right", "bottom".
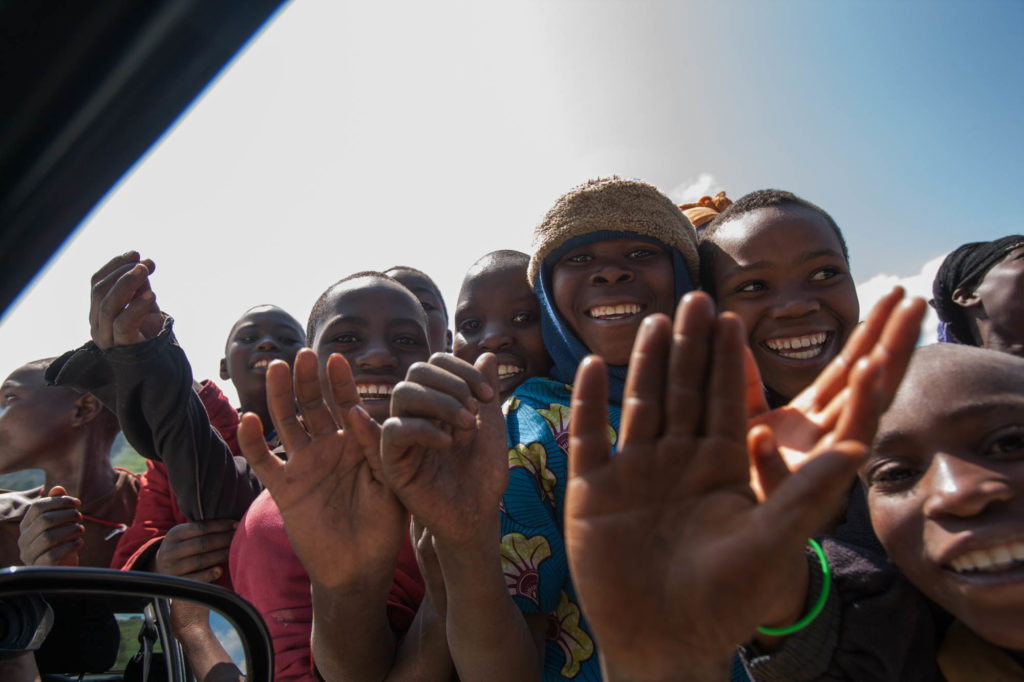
{"left": 219, "top": 357, "right": 230, "bottom": 380}
{"left": 71, "top": 393, "right": 104, "bottom": 426}
{"left": 445, "top": 329, "right": 454, "bottom": 353}
{"left": 952, "top": 286, "right": 981, "bottom": 309}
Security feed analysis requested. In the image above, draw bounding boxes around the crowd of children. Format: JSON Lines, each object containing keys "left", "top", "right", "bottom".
{"left": 1, "top": 175, "right": 1022, "bottom": 681}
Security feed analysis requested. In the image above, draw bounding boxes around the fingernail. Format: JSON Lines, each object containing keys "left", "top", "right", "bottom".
{"left": 212, "top": 567, "right": 222, "bottom": 578}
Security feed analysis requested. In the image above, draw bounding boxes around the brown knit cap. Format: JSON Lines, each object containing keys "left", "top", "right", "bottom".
{"left": 527, "top": 176, "right": 699, "bottom": 287}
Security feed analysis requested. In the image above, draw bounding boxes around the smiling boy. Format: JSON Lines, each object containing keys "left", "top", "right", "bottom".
{"left": 453, "top": 250, "right": 551, "bottom": 399}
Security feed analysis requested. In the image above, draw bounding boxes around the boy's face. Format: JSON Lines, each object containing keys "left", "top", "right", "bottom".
{"left": 865, "top": 349, "right": 1024, "bottom": 650}
{"left": 0, "top": 364, "right": 76, "bottom": 472}
{"left": 551, "top": 238, "right": 675, "bottom": 366}
{"left": 711, "top": 206, "right": 859, "bottom": 401}
{"left": 968, "top": 246, "right": 1024, "bottom": 342}
{"left": 312, "top": 278, "right": 430, "bottom": 422}
{"left": 221, "top": 307, "right": 305, "bottom": 407}
{"left": 386, "top": 270, "right": 452, "bottom": 354}
{"left": 453, "top": 262, "right": 551, "bottom": 399}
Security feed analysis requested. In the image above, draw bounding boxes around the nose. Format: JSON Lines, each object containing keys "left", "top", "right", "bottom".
{"left": 480, "top": 322, "right": 513, "bottom": 352}
{"left": 256, "top": 334, "right": 280, "bottom": 351}
{"left": 354, "top": 340, "right": 398, "bottom": 370}
{"left": 922, "top": 453, "right": 1014, "bottom": 519}
{"left": 769, "top": 285, "right": 821, "bottom": 319}
{"left": 589, "top": 264, "right": 634, "bottom": 286}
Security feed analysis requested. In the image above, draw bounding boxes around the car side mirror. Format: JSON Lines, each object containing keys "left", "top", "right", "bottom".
{"left": 0, "top": 566, "right": 272, "bottom": 681}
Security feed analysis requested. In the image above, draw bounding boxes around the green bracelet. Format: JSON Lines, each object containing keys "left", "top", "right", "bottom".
{"left": 756, "top": 538, "right": 831, "bottom": 637}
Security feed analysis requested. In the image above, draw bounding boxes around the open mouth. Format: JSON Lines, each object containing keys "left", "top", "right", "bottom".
{"left": 356, "top": 383, "right": 394, "bottom": 401}
{"left": 498, "top": 364, "right": 524, "bottom": 379}
{"left": 586, "top": 303, "right": 644, "bottom": 321}
{"left": 948, "top": 541, "right": 1024, "bottom": 574}
{"left": 763, "top": 332, "right": 830, "bottom": 360}
{"left": 249, "top": 357, "right": 279, "bottom": 371}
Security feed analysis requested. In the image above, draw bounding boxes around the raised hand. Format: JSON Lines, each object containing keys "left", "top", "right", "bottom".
{"left": 236, "top": 348, "right": 405, "bottom": 590}
{"left": 89, "top": 251, "right": 163, "bottom": 350}
{"left": 380, "top": 353, "right": 506, "bottom": 548}
{"left": 18, "top": 486, "right": 83, "bottom": 566}
{"left": 565, "top": 292, "right": 883, "bottom": 681}
{"left": 154, "top": 519, "right": 236, "bottom": 582}
{"left": 748, "top": 287, "right": 927, "bottom": 498}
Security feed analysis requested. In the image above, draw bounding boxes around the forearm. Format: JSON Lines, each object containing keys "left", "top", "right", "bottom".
{"left": 311, "top": 578, "right": 398, "bottom": 682}
{"left": 386, "top": 591, "right": 454, "bottom": 682}
{"left": 435, "top": 531, "right": 543, "bottom": 681}
{"left": 176, "top": 622, "right": 244, "bottom": 682}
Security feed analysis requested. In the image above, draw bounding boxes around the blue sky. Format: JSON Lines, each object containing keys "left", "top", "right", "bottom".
{"left": 1, "top": 0, "right": 1021, "bottom": 403}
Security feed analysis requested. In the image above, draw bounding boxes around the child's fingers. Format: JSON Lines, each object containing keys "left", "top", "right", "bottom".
{"left": 326, "top": 353, "right": 361, "bottom": 425}
{"left": 237, "top": 412, "right": 285, "bottom": 489}
{"left": 617, "top": 314, "right": 672, "bottom": 449}
{"left": 19, "top": 520, "right": 85, "bottom": 566}
{"left": 747, "top": 425, "right": 790, "bottom": 502}
{"left": 112, "top": 288, "right": 158, "bottom": 345}
{"left": 665, "top": 292, "right": 716, "bottom": 438}
{"left": 745, "top": 346, "right": 770, "bottom": 418}
{"left": 380, "top": 418, "right": 454, "bottom": 470}
{"left": 832, "top": 358, "right": 885, "bottom": 447}
{"left": 91, "top": 263, "right": 151, "bottom": 348}
{"left": 389, "top": 380, "right": 477, "bottom": 430}
{"left": 342, "top": 405, "right": 384, "bottom": 475}
{"left": 425, "top": 353, "right": 495, "bottom": 403}
{"left": 402, "top": 360, "right": 481, "bottom": 415}
{"left": 797, "top": 287, "right": 904, "bottom": 412}
{"left": 89, "top": 252, "right": 143, "bottom": 288}
{"left": 179, "top": 564, "right": 225, "bottom": 583}
{"left": 871, "top": 297, "right": 927, "bottom": 400}
{"left": 704, "top": 314, "right": 750, "bottom": 483}
{"left": 758, "top": 440, "right": 867, "bottom": 542}
{"left": 264, "top": 359, "right": 311, "bottom": 453}
{"left": 569, "top": 356, "right": 612, "bottom": 478}
{"left": 290, "top": 349, "right": 337, "bottom": 437}
{"left": 32, "top": 537, "right": 83, "bottom": 567}
{"left": 473, "top": 353, "right": 501, "bottom": 406}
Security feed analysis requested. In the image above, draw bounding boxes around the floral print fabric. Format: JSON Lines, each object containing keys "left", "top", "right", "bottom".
{"left": 501, "top": 376, "right": 620, "bottom": 680}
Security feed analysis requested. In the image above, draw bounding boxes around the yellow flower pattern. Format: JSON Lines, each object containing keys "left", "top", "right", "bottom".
{"left": 508, "top": 442, "right": 557, "bottom": 507}
{"left": 500, "top": 533, "right": 551, "bottom": 607}
{"left": 547, "top": 590, "right": 595, "bottom": 677}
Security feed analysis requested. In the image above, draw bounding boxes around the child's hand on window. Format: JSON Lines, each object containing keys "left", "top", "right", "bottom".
{"left": 89, "top": 251, "right": 162, "bottom": 350}
{"left": 564, "top": 292, "right": 872, "bottom": 681}
{"left": 380, "top": 353, "right": 506, "bottom": 551}
{"left": 237, "top": 349, "right": 405, "bottom": 591}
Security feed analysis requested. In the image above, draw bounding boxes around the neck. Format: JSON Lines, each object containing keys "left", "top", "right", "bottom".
{"left": 977, "top": 323, "right": 1024, "bottom": 357}
{"left": 238, "top": 395, "right": 273, "bottom": 436}
{"left": 40, "top": 434, "right": 116, "bottom": 503}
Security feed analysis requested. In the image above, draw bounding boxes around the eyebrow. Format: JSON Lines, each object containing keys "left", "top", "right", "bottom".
{"left": 871, "top": 398, "right": 1024, "bottom": 456}
{"left": 722, "top": 249, "right": 845, "bottom": 277}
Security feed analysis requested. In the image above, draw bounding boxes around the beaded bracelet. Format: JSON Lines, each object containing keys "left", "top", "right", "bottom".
{"left": 756, "top": 538, "right": 831, "bottom": 637}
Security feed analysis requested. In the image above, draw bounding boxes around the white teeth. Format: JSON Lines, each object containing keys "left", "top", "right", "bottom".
{"left": 251, "top": 358, "right": 272, "bottom": 369}
{"left": 498, "top": 364, "right": 523, "bottom": 379}
{"left": 587, "top": 303, "right": 642, "bottom": 320}
{"left": 356, "top": 383, "right": 393, "bottom": 400}
{"left": 949, "top": 541, "right": 1024, "bottom": 574}
{"left": 764, "top": 332, "right": 828, "bottom": 358}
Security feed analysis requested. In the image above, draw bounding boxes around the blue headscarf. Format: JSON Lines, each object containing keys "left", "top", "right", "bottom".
{"left": 535, "top": 230, "right": 694, "bottom": 403}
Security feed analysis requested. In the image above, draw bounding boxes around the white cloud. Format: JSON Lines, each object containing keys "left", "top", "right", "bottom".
{"left": 856, "top": 255, "right": 945, "bottom": 346}
{"left": 669, "top": 172, "right": 721, "bottom": 204}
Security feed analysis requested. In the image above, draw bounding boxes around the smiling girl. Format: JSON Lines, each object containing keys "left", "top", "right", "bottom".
{"left": 698, "top": 190, "right": 859, "bottom": 407}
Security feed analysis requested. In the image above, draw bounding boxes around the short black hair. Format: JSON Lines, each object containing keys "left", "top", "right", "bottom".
{"left": 306, "top": 271, "right": 425, "bottom": 345}
{"left": 697, "top": 189, "right": 850, "bottom": 296}
{"left": 468, "top": 250, "right": 530, "bottom": 274}
{"left": 224, "top": 304, "right": 304, "bottom": 354}
{"left": 384, "top": 265, "right": 448, "bottom": 323}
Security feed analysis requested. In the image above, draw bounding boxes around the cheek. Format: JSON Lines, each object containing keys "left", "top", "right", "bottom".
{"left": 827, "top": 285, "right": 860, "bottom": 339}
{"left": 717, "top": 297, "right": 762, "bottom": 338}
{"left": 868, "top": 494, "right": 923, "bottom": 562}
{"left": 452, "top": 336, "right": 475, "bottom": 363}
{"left": 551, "top": 269, "right": 577, "bottom": 321}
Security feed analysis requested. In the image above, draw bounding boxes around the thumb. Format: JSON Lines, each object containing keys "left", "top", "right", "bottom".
{"left": 473, "top": 352, "right": 501, "bottom": 405}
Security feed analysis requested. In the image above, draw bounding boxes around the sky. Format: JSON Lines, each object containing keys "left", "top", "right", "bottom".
{"left": 2, "top": 0, "right": 1022, "bottom": 406}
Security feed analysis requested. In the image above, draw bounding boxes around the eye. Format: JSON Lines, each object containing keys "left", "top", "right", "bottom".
{"left": 393, "top": 335, "right": 422, "bottom": 346}
{"left": 1, "top": 392, "right": 16, "bottom": 404}
{"left": 867, "top": 460, "right": 920, "bottom": 490}
{"left": 238, "top": 335, "right": 257, "bottom": 344}
{"left": 457, "top": 319, "right": 481, "bottom": 334}
{"left": 736, "top": 280, "right": 767, "bottom": 293}
{"left": 984, "top": 429, "right": 1024, "bottom": 457}
{"left": 280, "top": 336, "right": 301, "bottom": 346}
{"left": 420, "top": 300, "right": 436, "bottom": 312}
{"left": 627, "top": 247, "right": 658, "bottom": 259}
{"left": 564, "top": 253, "right": 592, "bottom": 265}
{"left": 333, "top": 333, "right": 359, "bottom": 344}
{"left": 511, "top": 311, "right": 537, "bottom": 325}
{"left": 811, "top": 267, "right": 841, "bottom": 282}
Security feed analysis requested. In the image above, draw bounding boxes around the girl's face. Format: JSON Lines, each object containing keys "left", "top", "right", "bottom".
{"left": 221, "top": 308, "right": 305, "bottom": 408}
{"left": 963, "top": 245, "right": 1024, "bottom": 347}
{"left": 551, "top": 238, "right": 675, "bottom": 365}
{"left": 312, "top": 278, "right": 431, "bottom": 422}
{"left": 865, "top": 350, "right": 1024, "bottom": 650}
{"left": 386, "top": 270, "right": 452, "bottom": 354}
{"left": 453, "top": 263, "right": 551, "bottom": 399}
{"left": 711, "top": 206, "right": 859, "bottom": 402}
